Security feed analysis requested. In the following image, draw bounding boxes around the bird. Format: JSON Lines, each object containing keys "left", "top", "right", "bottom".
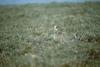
{"left": 54, "top": 25, "right": 58, "bottom": 31}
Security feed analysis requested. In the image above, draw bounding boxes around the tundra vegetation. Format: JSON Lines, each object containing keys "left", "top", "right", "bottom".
{"left": 0, "top": 2, "right": 100, "bottom": 67}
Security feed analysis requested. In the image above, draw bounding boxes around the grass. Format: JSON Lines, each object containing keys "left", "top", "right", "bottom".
{"left": 0, "top": 2, "right": 100, "bottom": 67}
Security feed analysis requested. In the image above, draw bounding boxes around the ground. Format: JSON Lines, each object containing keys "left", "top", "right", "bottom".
{"left": 0, "top": 2, "right": 100, "bottom": 67}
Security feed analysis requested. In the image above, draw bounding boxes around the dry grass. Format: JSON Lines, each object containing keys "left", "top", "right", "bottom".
{"left": 0, "top": 2, "right": 100, "bottom": 67}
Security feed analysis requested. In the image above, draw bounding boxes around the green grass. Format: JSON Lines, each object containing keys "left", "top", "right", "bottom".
{"left": 0, "top": 2, "right": 100, "bottom": 67}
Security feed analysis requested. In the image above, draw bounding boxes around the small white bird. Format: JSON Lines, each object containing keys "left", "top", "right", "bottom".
{"left": 53, "top": 25, "right": 58, "bottom": 40}
{"left": 74, "top": 33, "right": 78, "bottom": 39}
{"left": 54, "top": 25, "right": 58, "bottom": 31}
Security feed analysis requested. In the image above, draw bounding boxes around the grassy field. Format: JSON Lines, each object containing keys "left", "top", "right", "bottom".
{"left": 0, "top": 2, "right": 100, "bottom": 67}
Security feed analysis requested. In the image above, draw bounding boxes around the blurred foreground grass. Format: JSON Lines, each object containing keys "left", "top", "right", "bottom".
{"left": 0, "top": 2, "right": 100, "bottom": 67}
